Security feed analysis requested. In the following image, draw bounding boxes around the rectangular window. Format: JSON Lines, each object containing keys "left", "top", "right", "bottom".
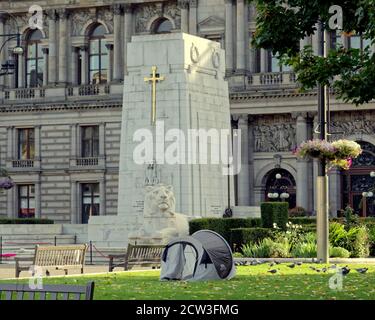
{"left": 81, "top": 126, "right": 99, "bottom": 158}
{"left": 18, "top": 128, "right": 35, "bottom": 160}
{"left": 18, "top": 184, "right": 35, "bottom": 218}
{"left": 81, "top": 183, "right": 100, "bottom": 224}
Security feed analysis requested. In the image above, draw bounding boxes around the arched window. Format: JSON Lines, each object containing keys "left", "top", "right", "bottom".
{"left": 89, "top": 24, "right": 108, "bottom": 84}
{"left": 153, "top": 18, "right": 173, "bottom": 34}
{"left": 264, "top": 168, "right": 296, "bottom": 209}
{"left": 26, "top": 29, "right": 44, "bottom": 87}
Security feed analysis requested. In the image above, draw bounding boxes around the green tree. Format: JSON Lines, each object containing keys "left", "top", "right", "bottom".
{"left": 251, "top": 0, "right": 375, "bottom": 105}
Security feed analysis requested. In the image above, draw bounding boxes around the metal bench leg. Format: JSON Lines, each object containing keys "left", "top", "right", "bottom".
{"left": 64, "top": 269, "right": 68, "bottom": 276}
{"left": 81, "top": 267, "right": 84, "bottom": 274}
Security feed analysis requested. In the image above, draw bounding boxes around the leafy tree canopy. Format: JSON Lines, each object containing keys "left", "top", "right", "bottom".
{"left": 251, "top": 0, "right": 375, "bottom": 105}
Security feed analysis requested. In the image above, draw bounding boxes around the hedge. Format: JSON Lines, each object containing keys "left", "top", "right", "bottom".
{"left": 261, "top": 202, "right": 289, "bottom": 230}
{"left": 230, "top": 227, "right": 274, "bottom": 251}
{"left": 288, "top": 217, "right": 316, "bottom": 225}
{"left": 189, "top": 218, "right": 262, "bottom": 243}
{"left": 0, "top": 218, "right": 54, "bottom": 224}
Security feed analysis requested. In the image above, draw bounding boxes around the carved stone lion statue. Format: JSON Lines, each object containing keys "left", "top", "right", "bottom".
{"left": 130, "top": 184, "right": 189, "bottom": 244}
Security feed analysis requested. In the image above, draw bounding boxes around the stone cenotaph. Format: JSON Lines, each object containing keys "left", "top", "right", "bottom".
{"left": 89, "top": 33, "right": 234, "bottom": 247}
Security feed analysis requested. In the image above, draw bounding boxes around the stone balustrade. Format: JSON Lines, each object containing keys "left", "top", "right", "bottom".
{"left": 0, "top": 83, "right": 123, "bottom": 104}
{"left": 228, "top": 71, "right": 298, "bottom": 92}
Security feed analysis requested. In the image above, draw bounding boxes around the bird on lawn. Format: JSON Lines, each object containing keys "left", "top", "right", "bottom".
{"left": 287, "top": 263, "right": 296, "bottom": 268}
{"left": 269, "top": 262, "right": 275, "bottom": 267}
{"left": 329, "top": 264, "right": 337, "bottom": 269}
{"left": 355, "top": 268, "right": 368, "bottom": 274}
{"left": 268, "top": 269, "right": 278, "bottom": 274}
{"left": 315, "top": 268, "right": 321, "bottom": 273}
{"left": 274, "top": 261, "right": 281, "bottom": 265}
{"left": 341, "top": 266, "right": 351, "bottom": 276}
{"left": 296, "top": 262, "right": 303, "bottom": 266}
{"left": 322, "top": 268, "right": 327, "bottom": 273}
{"left": 46, "top": 270, "right": 50, "bottom": 276}
{"left": 309, "top": 266, "right": 316, "bottom": 271}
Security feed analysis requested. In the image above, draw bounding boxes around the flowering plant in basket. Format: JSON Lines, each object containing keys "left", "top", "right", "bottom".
{"left": 294, "top": 139, "right": 362, "bottom": 170}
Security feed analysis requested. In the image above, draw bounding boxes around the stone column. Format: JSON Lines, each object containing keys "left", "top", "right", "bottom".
{"left": 329, "top": 168, "right": 341, "bottom": 217}
{"left": 47, "top": 9, "right": 57, "bottom": 85}
{"left": 248, "top": 116, "right": 255, "bottom": 205}
{"left": 71, "top": 47, "right": 78, "bottom": 86}
{"left": 236, "top": 115, "right": 250, "bottom": 206}
{"left": 0, "top": 14, "right": 6, "bottom": 87}
{"left": 224, "top": 0, "right": 234, "bottom": 72}
{"left": 57, "top": 8, "right": 69, "bottom": 84}
{"left": 300, "top": 35, "right": 311, "bottom": 51}
{"left": 105, "top": 44, "right": 113, "bottom": 83}
{"left": 70, "top": 181, "right": 78, "bottom": 223}
{"left": 100, "top": 178, "right": 106, "bottom": 216}
{"left": 236, "top": 0, "right": 245, "bottom": 72}
{"left": 42, "top": 48, "right": 49, "bottom": 86}
{"left": 7, "top": 126, "right": 14, "bottom": 161}
{"left": 112, "top": 4, "right": 123, "bottom": 82}
{"left": 312, "top": 23, "right": 322, "bottom": 55}
{"left": 70, "top": 124, "right": 77, "bottom": 159}
{"left": 179, "top": 0, "right": 189, "bottom": 33}
{"left": 99, "top": 122, "right": 106, "bottom": 157}
{"left": 35, "top": 179, "right": 41, "bottom": 218}
{"left": 260, "top": 48, "right": 268, "bottom": 72}
{"left": 295, "top": 113, "right": 309, "bottom": 210}
{"left": 17, "top": 53, "right": 25, "bottom": 88}
{"left": 7, "top": 187, "right": 15, "bottom": 218}
{"left": 123, "top": 4, "right": 133, "bottom": 76}
{"left": 80, "top": 45, "right": 88, "bottom": 85}
{"left": 35, "top": 125, "right": 41, "bottom": 161}
{"left": 189, "top": 0, "right": 197, "bottom": 35}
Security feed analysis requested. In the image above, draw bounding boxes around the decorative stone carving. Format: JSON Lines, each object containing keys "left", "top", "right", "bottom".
{"left": 190, "top": 43, "right": 199, "bottom": 63}
{"left": 330, "top": 119, "right": 375, "bottom": 138}
{"left": 129, "top": 184, "right": 189, "bottom": 244}
{"left": 134, "top": 1, "right": 180, "bottom": 33}
{"left": 71, "top": 8, "right": 113, "bottom": 36}
{"left": 97, "top": 8, "right": 114, "bottom": 32}
{"left": 111, "top": 4, "right": 122, "bottom": 15}
{"left": 253, "top": 123, "right": 296, "bottom": 152}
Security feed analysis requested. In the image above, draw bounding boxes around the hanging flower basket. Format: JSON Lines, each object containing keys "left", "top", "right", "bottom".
{"left": 0, "top": 168, "right": 14, "bottom": 190}
{"left": 293, "top": 139, "right": 362, "bottom": 170}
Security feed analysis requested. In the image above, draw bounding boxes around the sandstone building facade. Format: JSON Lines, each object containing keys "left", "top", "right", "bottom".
{"left": 0, "top": 0, "right": 375, "bottom": 223}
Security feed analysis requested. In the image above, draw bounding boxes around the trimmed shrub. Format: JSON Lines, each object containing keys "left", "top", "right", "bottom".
{"left": 329, "top": 222, "right": 370, "bottom": 257}
{"left": 230, "top": 227, "right": 273, "bottom": 250}
{"left": 291, "top": 242, "right": 317, "bottom": 258}
{"left": 0, "top": 218, "right": 54, "bottom": 224}
{"left": 232, "top": 252, "right": 243, "bottom": 258}
{"left": 189, "top": 217, "right": 262, "bottom": 242}
{"left": 346, "top": 225, "right": 370, "bottom": 258}
{"left": 368, "top": 225, "right": 375, "bottom": 256}
{"left": 242, "top": 238, "right": 290, "bottom": 258}
{"left": 288, "top": 206, "right": 307, "bottom": 217}
{"left": 330, "top": 247, "right": 350, "bottom": 258}
{"left": 289, "top": 217, "right": 316, "bottom": 225}
{"left": 261, "top": 202, "right": 289, "bottom": 230}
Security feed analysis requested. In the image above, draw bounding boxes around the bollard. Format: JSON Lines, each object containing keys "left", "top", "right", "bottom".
{"left": 90, "top": 241, "right": 93, "bottom": 265}
{"left": 54, "top": 236, "right": 57, "bottom": 246}
{"left": 74, "top": 234, "right": 77, "bottom": 244}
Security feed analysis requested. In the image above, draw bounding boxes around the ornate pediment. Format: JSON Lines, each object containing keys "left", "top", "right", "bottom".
{"left": 198, "top": 16, "right": 225, "bottom": 34}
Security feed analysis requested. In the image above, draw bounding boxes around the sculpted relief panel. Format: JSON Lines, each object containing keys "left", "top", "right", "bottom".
{"left": 134, "top": 1, "right": 181, "bottom": 33}
{"left": 71, "top": 8, "right": 113, "bottom": 36}
{"left": 254, "top": 123, "right": 296, "bottom": 152}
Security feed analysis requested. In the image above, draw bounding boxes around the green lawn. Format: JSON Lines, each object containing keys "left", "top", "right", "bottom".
{"left": 2, "top": 263, "right": 375, "bottom": 300}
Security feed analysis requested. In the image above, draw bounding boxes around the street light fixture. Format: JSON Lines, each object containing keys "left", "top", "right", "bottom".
{"left": 268, "top": 174, "right": 289, "bottom": 202}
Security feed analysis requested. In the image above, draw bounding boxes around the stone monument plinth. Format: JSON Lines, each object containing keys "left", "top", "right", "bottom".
{"left": 89, "top": 33, "right": 234, "bottom": 247}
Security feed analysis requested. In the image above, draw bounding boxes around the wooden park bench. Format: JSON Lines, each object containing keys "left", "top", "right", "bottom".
{"left": 15, "top": 244, "right": 88, "bottom": 278}
{"left": 108, "top": 244, "right": 165, "bottom": 272}
{"left": 0, "top": 281, "right": 94, "bottom": 300}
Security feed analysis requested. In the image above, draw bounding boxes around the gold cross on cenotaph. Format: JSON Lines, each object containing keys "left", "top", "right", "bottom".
{"left": 144, "top": 66, "right": 165, "bottom": 125}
